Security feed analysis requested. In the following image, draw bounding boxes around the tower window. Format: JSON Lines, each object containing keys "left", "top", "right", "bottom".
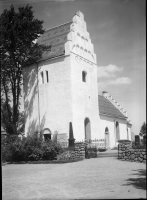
{"left": 46, "top": 71, "right": 49, "bottom": 83}
{"left": 41, "top": 71, "right": 44, "bottom": 84}
{"left": 82, "top": 71, "right": 87, "bottom": 82}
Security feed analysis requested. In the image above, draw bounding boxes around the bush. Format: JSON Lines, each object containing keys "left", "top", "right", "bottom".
{"left": 56, "top": 151, "right": 73, "bottom": 161}
{"left": 132, "top": 144, "right": 146, "bottom": 149}
{"left": 131, "top": 140, "right": 146, "bottom": 149}
{"left": 1, "top": 135, "right": 24, "bottom": 162}
{"left": 1, "top": 134, "right": 63, "bottom": 162}
{"left": 98, "top": 148, "right": 107, "bottom": 152}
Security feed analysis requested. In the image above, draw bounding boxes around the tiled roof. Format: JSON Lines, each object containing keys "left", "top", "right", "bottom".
{"left": 98, "top": 95, "right": 126, "bottom": 119}
{"left": 37, "top": 22, "right": 72, "bottom": 61}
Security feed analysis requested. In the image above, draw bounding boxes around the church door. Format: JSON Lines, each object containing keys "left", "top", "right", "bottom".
{"left": 84, "top": 118, "right": 91, "bottom": 142}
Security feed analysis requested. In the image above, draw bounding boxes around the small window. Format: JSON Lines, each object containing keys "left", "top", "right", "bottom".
{"left": 82, "top": 71, "right": 87, "bottom": 82}
{"left": 105, "top": 127, "right": 109, "bottom": 133}
{"left": 41, "top": 71, "right": 44, "bottom": 84}
{"left": 46, "top": 71, "right": 49, "bottom": 83}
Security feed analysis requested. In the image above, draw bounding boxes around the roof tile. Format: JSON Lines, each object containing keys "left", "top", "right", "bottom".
{"left": 98, "top": 95, "right": 126, "bottom": 119}
{"left": 37, "top": 22, "right": 72, "bottom": 61}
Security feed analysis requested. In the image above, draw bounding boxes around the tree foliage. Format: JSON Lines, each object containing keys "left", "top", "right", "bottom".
{"left": 139, "top": 122, "right": 146, "bottom": 136}
{"left": 0, "top": 4, "right": 50, "bottom": 134}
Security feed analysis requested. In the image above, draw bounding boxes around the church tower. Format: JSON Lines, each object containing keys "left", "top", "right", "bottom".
{"left": 23, "top": 11, "right": 100, "bottom": 141}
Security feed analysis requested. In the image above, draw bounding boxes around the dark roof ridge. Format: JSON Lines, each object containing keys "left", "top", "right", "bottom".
{"left": 45, "top": 21, "right": 72, "bottom": 32}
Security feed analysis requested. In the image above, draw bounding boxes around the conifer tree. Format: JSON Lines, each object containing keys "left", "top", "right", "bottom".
{"left": 139, "top": 122, "right": 146, "bottom": 136}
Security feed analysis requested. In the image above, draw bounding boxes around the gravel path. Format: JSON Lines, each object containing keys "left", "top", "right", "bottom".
{"left": 2, "top": 157, "right": 146, "bottom": 199}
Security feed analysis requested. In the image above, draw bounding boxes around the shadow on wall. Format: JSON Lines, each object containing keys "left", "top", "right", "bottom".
{"left": 122, "top": 169, "right": 146, "bottom": 190}
{"left": 23, "top": 65, "right": 46, "bottom": 136}
{"left": 23, "top": 57, "right": 67, "bottom": 136}
{"left": 27, "top": 114, "right": 46, "bottom": 136}
{"left": 23, "top": 65, "right": 39, "bottom": 119}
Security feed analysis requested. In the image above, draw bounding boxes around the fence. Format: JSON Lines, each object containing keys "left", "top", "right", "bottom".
{"left": 57, "top": 139, "right": 106, "bottom": 149}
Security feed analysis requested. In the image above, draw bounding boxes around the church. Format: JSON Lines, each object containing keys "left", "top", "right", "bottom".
{"left": 23, "top": 11, "right": 132, "bottom": 149}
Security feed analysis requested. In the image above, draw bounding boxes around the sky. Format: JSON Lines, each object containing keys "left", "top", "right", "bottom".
{"left": 0, "top": 0, "right": 146, "bottom": 135}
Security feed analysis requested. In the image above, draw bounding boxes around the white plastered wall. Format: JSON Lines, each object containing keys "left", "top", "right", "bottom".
{"left": 99, "top": 115, "right": 128, "bottom": 148}
{"left": 65, "top": 11, "right": 100, "bottom": 141}
{"left": 23, "top": 64, "right": 39, "bottom": 136}
{"left": 127, "top": 124, "right": 132, "bottom": 141}
{"left": 38, "top": 56, "right": 72, "bottom": 135}
{"left": 23, "top": 56, "right": 73, "bottom": 137}
{"left": 70, "top": 53, "right": 100, "bottom": 141}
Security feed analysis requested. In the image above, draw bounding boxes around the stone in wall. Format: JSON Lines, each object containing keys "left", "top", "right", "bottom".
{"left": 140, "top": 153, "right": 144, "bottom": 158}
{"left": 130, "top": 154, "right": 135, "bottom": 160}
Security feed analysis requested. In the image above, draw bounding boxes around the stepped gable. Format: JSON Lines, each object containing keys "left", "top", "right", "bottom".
{"left": 98, "top": 95, "right": 127, "bottom": 119}
{"left": 37, "top": 11, "right": 97, "bottom": 63}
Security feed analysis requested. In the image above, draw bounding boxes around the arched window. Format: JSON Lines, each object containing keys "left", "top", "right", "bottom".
{"left": 82, "top": 71, "right": 87, "bottom": 82}
{"left": 46, "top": 71, "right": 49, "bottom": 83}
{"left": 40, "top": 71, "right": 44, "bottom": 84}
{"left": 116, "top": 121, "right": 120, "bottom": 141}
{"left": 127, "top": 128, "right": 129, "bottom": 140}
{"left": 105, "top": 127, "right": 109, "bottom": 133}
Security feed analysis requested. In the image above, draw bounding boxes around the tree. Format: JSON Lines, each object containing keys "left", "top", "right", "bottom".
{"left": 139, "top": 122, "right": 146, "bottom": 137}
{"left": 0, "top": 4, "right": 50, "bottom": 135}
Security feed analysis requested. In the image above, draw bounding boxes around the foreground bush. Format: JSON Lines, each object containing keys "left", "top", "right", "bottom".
{"left": 132, "top": 144, "right": 146, "bottom": 149}
{"left": 1, "top": 134, "right": 63, "bottom": 162}
{"left": 131, "top": 140, "right": 146, "bottom": 149}
{"left": 56, "top": 151, "right": 73, "bottom": 161}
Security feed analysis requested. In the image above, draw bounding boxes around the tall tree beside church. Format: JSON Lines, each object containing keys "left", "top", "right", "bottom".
{"left": 139, "top": 122, "right": 146, "bottom": 136}
{"left": 0, "top": 4, "right": 50, "bottom": 135}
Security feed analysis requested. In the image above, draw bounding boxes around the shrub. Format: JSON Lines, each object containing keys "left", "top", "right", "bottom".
{"left": 132, "top": 144, "right": 146, "bottom": 149}
{"left": 1, "top": 134, "right": 63, "bottom": 162}
{"left": 1, "top": 135, "right": 24, "bottom": 162}
{"left": 98, "top": 148, "right": 107, "bottom": 152}
{"left": 56, "top": 151, "right": 73, "bottom": 161}
{"left": 131, "top": 140, "right": 146, "bottom": 149}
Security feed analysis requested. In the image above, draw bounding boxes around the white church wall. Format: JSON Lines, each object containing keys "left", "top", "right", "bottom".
{"left": 23, "top": 63, "right": 39, "bottom": 136}
{"left": 70, "top": 53, "right": 100, "bottom": 141}
{"left": 127, "top": 124, "right": 132, "bottom": 141}
{"left": 99, "top": 115, "right": 129, "bottom": 148}
{"left": 23, "top": 55, "right": 73, "bottom": 137}
{"left": 99, "top": 115, "right": 116, "bottom": 148}
{"left": 119, "top": 122, "right": 128, "bottom": 140}
{"left": 38, "top": 56, "right": 73, "bottom": 135}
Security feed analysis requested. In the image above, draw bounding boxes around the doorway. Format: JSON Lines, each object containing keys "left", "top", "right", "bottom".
{"left": 84, "top": 118, "right": 91, "bottom": 142}
{"left": 105, "top": 127, "right": 110, "bottom": 148}
{"left": 43, "top": 128, "right": 52, "bottom": 141}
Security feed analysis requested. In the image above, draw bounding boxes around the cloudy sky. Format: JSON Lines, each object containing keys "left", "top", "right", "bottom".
{"left": 0, "top": 0, "right": 146, "bottom": 135}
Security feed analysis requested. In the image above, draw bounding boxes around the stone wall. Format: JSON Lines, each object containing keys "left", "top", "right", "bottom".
{"left": 74, "top": 143, "right": 85, "bottom": 159}
{"left": 118, "top": 140, "right": 146, "bottom": 163}
{"left": 67, "top": 142, "right": 98, "bottom": 160}
{"left": 66, "top": 142, "right": 85, "bottom": 160}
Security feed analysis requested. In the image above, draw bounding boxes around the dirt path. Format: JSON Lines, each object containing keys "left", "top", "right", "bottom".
{"left": 2, "top": 157, "right": 146, "bottom": 199}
